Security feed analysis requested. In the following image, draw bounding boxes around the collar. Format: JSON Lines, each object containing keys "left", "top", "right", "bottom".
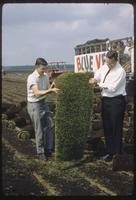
{"left": 33, "top": 69, "right": 47, "bottom": 77}
{"left": 114, "top": 61, "right": 121, "bottom": 69}
{"left": 106, "top": 61, "right": 120, "bottom": 71}
{"left": 33, "top": 69, "right": 40, "bottom": 77}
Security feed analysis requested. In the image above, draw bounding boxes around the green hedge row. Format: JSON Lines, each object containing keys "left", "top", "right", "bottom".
{"left": 55, "top": 72, "right": 94, "bottom": 160}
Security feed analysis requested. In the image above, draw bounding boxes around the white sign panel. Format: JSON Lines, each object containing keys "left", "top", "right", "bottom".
{"left": 74, "top": 51, "right": 107, "bottom": 73}
{"left": 130, "top": 47, "right": 134, "bottom": 73}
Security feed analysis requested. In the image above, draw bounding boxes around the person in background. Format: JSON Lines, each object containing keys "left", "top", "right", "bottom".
{"left": 89, "top": 51, "right": 126, "bottom": 162}
{"left": 27, "top": 57, "right": 59, "bottom": 161}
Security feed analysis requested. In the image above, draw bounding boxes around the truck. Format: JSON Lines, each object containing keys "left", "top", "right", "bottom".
{"left": 47, "top": 61, "right": 67, "bottom": 82}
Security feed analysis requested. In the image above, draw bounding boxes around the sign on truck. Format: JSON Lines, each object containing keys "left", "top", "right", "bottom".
{"left": 74, "top": 37, "right": 134, "bottom": 74}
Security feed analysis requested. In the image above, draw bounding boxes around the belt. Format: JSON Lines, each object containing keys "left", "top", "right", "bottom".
{"left": 28, "top": 99, "right": 45, "bottom": 103}
{"left": 102, "top": 95, "right": 125, "bottom": 99}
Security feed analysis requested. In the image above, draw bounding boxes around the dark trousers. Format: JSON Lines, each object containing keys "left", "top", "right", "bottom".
{"left": 101, "top": 95, "right": 126, "bottom": 156}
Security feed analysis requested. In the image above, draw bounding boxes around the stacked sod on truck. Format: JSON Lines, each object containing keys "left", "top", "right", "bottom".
{"left": 55, "top": 72, "right": 94, "bottom": 160}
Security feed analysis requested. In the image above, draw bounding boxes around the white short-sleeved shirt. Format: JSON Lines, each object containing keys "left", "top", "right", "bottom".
{"left": 94, "top": 62, "right": 126, "bottom": 97}
{"left": 27, "top": 69, "right": 50, "bottom": 102}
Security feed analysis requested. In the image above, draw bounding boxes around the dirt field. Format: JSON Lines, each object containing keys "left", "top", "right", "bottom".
{"left": 2, "top": 72, "right": 134, "bottom": 196}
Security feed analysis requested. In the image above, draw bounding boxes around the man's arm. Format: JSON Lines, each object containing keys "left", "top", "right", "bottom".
{"left": 99, "top": 69, "right": 126, "bottom": 92}
{"left": 31, "top": 84, "right": 59, "bottom": 97}
{"left": 89, "top": 67, "right": 101, "bottom": 85}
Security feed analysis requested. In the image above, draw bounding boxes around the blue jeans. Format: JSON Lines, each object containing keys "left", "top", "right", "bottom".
{"left": 27, "top": 99, "right": 53, "bottom": 154}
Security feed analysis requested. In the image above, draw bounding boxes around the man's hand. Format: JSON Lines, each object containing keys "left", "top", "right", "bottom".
{"left": 50, "top": 81, "right": 56, "bottom": 88}
{"left": 89, "top": 78, "right": 97, "bottom": 85}
{"left": 49, "top": 82, "right": 59, "bottom": 93}
{"left": 50, "top": 88, "right": 60, "bottom": 93}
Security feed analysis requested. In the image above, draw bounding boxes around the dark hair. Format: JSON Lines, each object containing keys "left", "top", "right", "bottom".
{"left": 35, "top": 57, "right": 48, "bottom": 66}
{"left": 106, "top": 50, "right": 118, "bottom": 61}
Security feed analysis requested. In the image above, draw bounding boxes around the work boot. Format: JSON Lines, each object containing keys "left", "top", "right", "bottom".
{"left": 37, "top": 153, "right": 48, "bottom": 161}
{"left": 44, "top": 149, "right": 52, "bottom": 157}
{"left": 100, "top": 154, "right": 113, "bottom": 162}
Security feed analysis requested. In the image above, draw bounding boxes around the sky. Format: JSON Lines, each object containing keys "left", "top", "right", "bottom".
{"left": 2, "top": 3, "right": 134, "bottom": 66}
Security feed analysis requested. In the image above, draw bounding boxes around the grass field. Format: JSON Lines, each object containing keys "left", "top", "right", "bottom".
{"left": 2, "top": 72, "right": 57, "bottom": 104}
{"left": 2, "top": 72, "right": 134, "bottom": 196}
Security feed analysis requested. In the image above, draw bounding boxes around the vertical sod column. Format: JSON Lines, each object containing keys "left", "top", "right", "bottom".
{"left": 55, "top": 72, "right": 94, "bottom": 160}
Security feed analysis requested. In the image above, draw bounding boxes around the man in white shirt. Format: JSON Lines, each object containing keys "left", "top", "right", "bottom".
{"left": 27, "top": 57, "right": 59, "bottom": 161}
{"left": 89, "top": 51, "right": 126, "bottom": 162}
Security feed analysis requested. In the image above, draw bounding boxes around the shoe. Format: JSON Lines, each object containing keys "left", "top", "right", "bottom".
{"left": 44, "top": 149, "right": 52, "bottom": 157}
{"left": 38, "top": 153, "right": 48, "bottom": 161}
{"left": 100, "top": 154, "right": 113, "bottom": 162}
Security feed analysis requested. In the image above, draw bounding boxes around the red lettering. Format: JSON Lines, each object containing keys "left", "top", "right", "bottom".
{"left": 76, "top": 57, "right": 81, "bottom": 71}
{"left": 96, "top": 54, "right": 100, "bottom": 69}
